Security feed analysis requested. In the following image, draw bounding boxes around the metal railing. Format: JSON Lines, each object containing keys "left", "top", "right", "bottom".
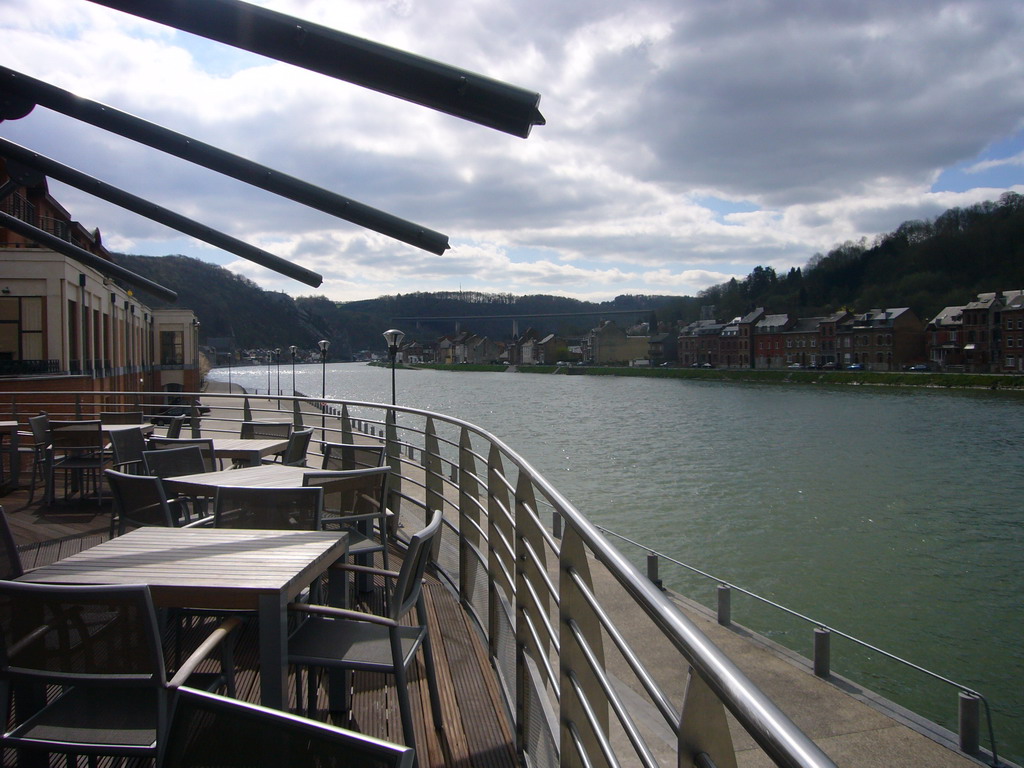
{"left": 613, "top": 528, "right": 1001, "bottom": 767}
{"left": 4, "top": 389, "right": 837, "bottom": 768}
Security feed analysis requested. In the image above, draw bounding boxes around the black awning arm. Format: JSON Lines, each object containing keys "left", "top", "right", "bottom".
{"left": 0, "top": 66, "right": 450, "bottom": 257}
{"left": 0, "top": 209, "right": 178, "bottom": 302}
{"left": 86, "top": 0, "right": 544, "bottom": 138}
{"left": 0, "top": 138, "right": 322, "bottom": 289}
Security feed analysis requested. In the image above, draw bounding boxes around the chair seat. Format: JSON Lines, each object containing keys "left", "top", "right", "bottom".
{"left": 289, "top": 617, "right": 424, "bottom": 670}
{"left": 6, "top": 687, "right": 158, "bottom": 752}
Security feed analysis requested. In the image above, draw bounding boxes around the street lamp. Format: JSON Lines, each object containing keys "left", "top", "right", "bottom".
{"left": 275, "top": 347, "right": 282, "bottom": 403}
{"left": 382, "top": 328, "right": 405, "bottom": 406}
{"left": 318, "top": 339, "right": 330, "bottom": 440}
{"left": 289, "top": 345, "right": 298, "bottom": 395}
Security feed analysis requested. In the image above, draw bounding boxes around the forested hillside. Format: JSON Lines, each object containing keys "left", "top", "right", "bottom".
{"left": 677, "top": 192, "right": 1024, "bottom": 323}
{"left": 114, "top": 193, "right": 1024, "bottom": 355}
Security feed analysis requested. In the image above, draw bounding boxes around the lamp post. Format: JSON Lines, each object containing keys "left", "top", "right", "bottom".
{"left": 266, "top": 350, "right": 272, "bottom": 396}
{"left": 382, "top": 328, "right": 405, "bottom": 406}
{"left": 275, "top": 347, "right": 282, "bottom": 403}
{"left": 289, "top": 345, "right": 298, "bottom": 395}
{"left": 318, "top": 339, "right": 330, "bottom": 440}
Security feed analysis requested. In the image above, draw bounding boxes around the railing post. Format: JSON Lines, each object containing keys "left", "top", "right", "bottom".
{"left": 646, "top": 553, "right": 663, "bottom": 590}
{"left": 958, "top": 691, "right": 980, "bottom": 754}
{"left": 813, "top": 628, "right": 831, "bottom": 678}
{"left": 716, "top": 585, "right": 731, "bottom": 626}
{"left": 552, "top": 510, "right": 562, "bottom": 539}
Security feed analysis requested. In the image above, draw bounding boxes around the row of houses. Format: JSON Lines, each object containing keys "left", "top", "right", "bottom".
{"left": 397, "top": 291, "right": 1024, "bottom": 374}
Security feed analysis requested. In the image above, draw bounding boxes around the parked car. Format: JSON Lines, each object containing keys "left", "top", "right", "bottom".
{"left": 844, "top": 363, "right": 865, "bottom": 371}
{"left": 908, "top": 364, "right": 931, "bottom": 372}
{"left": 787, "top": 363, "right": 804, "bottom": 369}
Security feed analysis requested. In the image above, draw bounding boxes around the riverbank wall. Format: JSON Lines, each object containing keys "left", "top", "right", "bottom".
{"left": 407, "top": 362, "right": 1024, "bottom": 390}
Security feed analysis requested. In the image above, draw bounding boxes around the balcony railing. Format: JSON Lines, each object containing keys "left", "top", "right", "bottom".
{"left": 4, "top": 389, "right": 837, "bottom": 768}
{"left": 0, "top": 359, "right": 60, "bottom": 376}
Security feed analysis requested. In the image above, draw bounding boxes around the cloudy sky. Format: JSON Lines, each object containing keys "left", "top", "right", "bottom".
{"left": 3, "top": 0, "right": 1023, "bottom": 302}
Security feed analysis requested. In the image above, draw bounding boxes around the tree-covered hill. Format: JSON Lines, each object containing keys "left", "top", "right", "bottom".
{"left": 114, "top": 192, "right": 1024, "bottom": 354}
{"left": 679, "top": 192, "right": 1024, "bottom": 323}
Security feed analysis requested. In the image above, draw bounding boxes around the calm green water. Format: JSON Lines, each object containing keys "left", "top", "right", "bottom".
{"left": 214, "top": 363, "right": 1024, "bottom": 763}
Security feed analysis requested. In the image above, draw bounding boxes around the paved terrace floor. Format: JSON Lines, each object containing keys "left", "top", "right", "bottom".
{"left": 0, "top": 383, "right": 1004, "bottom": 768}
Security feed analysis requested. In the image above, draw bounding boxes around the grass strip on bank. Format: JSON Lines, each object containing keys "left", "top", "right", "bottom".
{"left": 409, "top": 363, "right": 1024, "bottom": 390}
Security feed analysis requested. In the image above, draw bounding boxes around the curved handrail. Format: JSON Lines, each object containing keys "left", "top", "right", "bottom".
{"left": 10, "top": 388, "right": 837, "bottom": 768}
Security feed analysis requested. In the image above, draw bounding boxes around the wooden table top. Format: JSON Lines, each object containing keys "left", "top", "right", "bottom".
{"left": 53, "top": 421, "right": 155, "bottom": 435}
{"left": 209, "top": 437, "right": 290, "bottom": 459}
{"left": 17, "top": 527, "right": 348, "bottom": 609}
{"left": 162, "top": 463, "right": 314, "bottom": 495}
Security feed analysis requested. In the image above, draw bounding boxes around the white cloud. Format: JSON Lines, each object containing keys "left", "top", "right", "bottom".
{"left": 2, "top": 0, "right": 1023, "bottom": 302}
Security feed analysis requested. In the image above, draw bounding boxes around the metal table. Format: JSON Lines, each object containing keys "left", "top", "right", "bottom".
{"left": 16, "top": 526, "right": 348, "bottom": 710}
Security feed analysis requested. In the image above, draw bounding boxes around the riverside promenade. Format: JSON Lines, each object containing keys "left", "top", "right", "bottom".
{"left": 200, "top": 382, "right": 1005, "bottom": 767}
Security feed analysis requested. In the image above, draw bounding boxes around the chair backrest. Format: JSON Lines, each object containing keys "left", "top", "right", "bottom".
{"left": 147, "top": 438, "right": 217, "bottom": 472}
{"left": 280, "top": 428, "right": 314, "bottom": 466}
{"left": 143, "top": 445, "right": 208, "bottom": 478}
{"left": 239, "top": 421, "right": 292, "bottom": 440}
{"left": 0, "top": 506, "right": 24, "bottom": 580}
{"left": 213, "top": 486, "right": 324, "bottom": 530}
{"left": 302, "top": 467, "right": 389, "bottom": 523}
{"left": 321, "top": 442, "right": 386, "bottom": 471}
{"left": 105, "top": 469, "right": 179, "bottom": 533}
{"left": 163, "top": 687, "right": 414, "bottom": 768}
{"left": 28, "top": 412, "right": 50, "bottom": 448}
{"left": 49, "top": 419, "right": 104, "bottom": 451}
{"left": 100, "top": 410, "right": 145, "bottom": 424}
{"left": 165, "top": 414, "right": 186, "bottom": 439}
{"left": 0, "top": 581, "right": 166, "bottom": 687}
{"left": 109, "top": 426, "right": 148, "bottom": 471}
{"left": 390, "top": 510, "right": 442, "bottom": 621}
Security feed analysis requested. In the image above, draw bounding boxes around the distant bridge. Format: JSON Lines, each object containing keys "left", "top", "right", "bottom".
{"left": 391, "top": 308, "right": 656, "bottom": 337}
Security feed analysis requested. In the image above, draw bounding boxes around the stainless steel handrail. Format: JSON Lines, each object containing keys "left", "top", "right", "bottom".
{"left": 6, "top": 389, "right": 836, "bottom": 768}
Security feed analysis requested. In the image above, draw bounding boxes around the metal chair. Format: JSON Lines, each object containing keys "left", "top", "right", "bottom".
{"left": 162, "top": 687, "right": 414, "bottom": 768}
{"left": 321, "top": 441, "right": 386, "bottom": 470}
{"left": 0, "top": 581, "right": 239, "bottom": 766}
{"left": 17, "top": 413, "right": 51, "bottom": 504}
{"left": 213, "top": 485, "right": 324, "bottom": 530}
{"left": 303, "top": 467, "right": 392, "bottom": 577}
{"left": 288, "top": 510, "right": 444, "bottom": 753}
{"left": 266, "top": 427, "right": 314, "bottom": 467}
{"left": 99, "top": 410, "right": 145, "bottom": 424}
{"left": 109, "top": 424, "right": 148, "bottom": 475}
{"left": 105, "top": 468, "right": 200, "bottom": 536}
{"left": 165, "top": 413, "right": 186, "bottom": 438}
{"left": 143, "top": 445, "right": 212, "bottom": 520}
{"left": 239, "top": 420, "right": 292, "bottom": 440}
{"left": 49, "top": 419, "right": 111, "bottom": 505}
{"left": 147, "top": 437, "right": 219, "bottom": 471}
{"left": 0, "top": 506, "right": 24, "bottom": 580}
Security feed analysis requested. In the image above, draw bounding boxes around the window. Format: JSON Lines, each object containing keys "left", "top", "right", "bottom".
{"left": 1006, "top": 357, "right": 1016, "bottom": 368}
{"left": 1008, "top": 320, "right": 1014, "bottom": 330}
{"left": 160, "top": 329, "right": 184, "bottom": 366}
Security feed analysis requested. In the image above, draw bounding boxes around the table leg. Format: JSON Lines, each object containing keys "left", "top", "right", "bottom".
{"left": 258, "top": 591, "right": 288, "bottom": 710}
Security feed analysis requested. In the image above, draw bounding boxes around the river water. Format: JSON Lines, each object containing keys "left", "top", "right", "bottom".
{"left": 212, "top": 362, "right": 1024, "bottom": 763}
